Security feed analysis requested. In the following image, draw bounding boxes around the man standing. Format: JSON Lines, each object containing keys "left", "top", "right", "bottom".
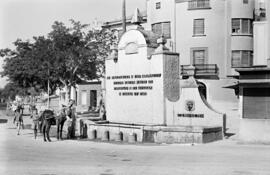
{"left": 66, "top": 99, "right": 75, "bottom": 139}
{"left": 31, "top": 108, "right": 40, "bottom": 139}
{"left": 13, "top": 109, "right": 23, "bottom": 135}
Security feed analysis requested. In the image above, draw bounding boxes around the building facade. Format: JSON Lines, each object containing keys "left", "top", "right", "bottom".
{"left": 146, "top": 0, "right": 256, "bottom": 119}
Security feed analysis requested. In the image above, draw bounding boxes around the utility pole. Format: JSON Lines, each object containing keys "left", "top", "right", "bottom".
{"left": 47, "top": 65, "right": 50, "bottom": 109}
{"left": 122, "top": 0, "right": 126, "bottom": 33}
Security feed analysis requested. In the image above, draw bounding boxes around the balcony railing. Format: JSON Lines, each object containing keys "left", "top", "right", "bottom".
{"left": 188, "top": 0, "right": 211, "bottom": 10}
{"left": 181, "top": 64, "right": 219, "bottom": 79}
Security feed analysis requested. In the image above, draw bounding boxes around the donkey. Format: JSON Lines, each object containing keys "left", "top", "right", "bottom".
{"left": 40, "top": 108, "right": 72, "bottom": 142}
{"left": 40, "top": 109, "right": 56, "bottom": 142}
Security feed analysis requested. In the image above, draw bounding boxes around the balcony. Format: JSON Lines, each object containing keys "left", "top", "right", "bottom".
{"left": 181, "top": 64, "right": 219, "bottom": 79}
{"left": 188, "top": 0, "right": 211, "bottom": 10}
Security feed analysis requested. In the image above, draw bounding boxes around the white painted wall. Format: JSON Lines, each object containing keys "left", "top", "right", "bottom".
{"left": 267, "top": 0, "right": 270, "bottom": 63}
{"left": 231, "top": 0, "right": 254, "bottom": 19}
{"left": 106, "top": 30, "right": 165, "bottom": 124}
{"left": 146, "top": 0, "right": 175, "bottom": 50}
{"left": 166, "top": 85, "right": 224, "bottom": 128}
{"left": 253, "top": 21, "right": 268, "bottom": 65}
{"left": 231, "top": 36, "right": 253, "bottom": 51}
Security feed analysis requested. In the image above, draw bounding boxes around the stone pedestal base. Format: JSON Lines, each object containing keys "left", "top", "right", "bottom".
{"left": 82, "top": 122, "right": 223, "bottom": 144}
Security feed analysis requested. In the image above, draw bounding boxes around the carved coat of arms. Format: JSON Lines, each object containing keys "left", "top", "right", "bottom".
{"left": 185, "top": 100, "right": 195, "bottom": 112}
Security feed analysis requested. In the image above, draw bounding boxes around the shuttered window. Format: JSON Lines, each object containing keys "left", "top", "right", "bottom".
{"left": 241, "top": 19, "right": 249, "bottom": 33}
{"left": 188, "top": 0, "right": 211, "bottom": 9}
{"left": 152, "top": 23, "right": 162, "bottom": 36}
{"left": 163, "top": 22, "right": 171, "bottom": 38}
{"left": 243, "top": 88, "right": 270, "bottom": 119}
{"left": 231, "top": 50, "right": 253, "bottom": 68}
{"left": 191, "top": 48, "right": 208, "bottom": 65}
{"left": 193, "top": 19, "right": 205, "bottom": 35}
{"left": 232, "top": 51, "right": 241, "bottom": 67}
{"left": 151, "top": 22, "right": 171, "bottom": 38}
{"left": 193, "top": 50, "right": 206, "bottom": 64}
{"left": 232, "top": 19, "right": 241, "bottom": 33}
{"left": 232, "top": 18, "right": 252, "bottom": 34}
{"left": 241, "top": 51, "right": 250, "bottom": 66}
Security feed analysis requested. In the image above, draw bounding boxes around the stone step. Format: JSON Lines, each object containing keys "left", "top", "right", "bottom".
{"left": 88, "top": 117, "right": 102, "bottom": 121}
{"left": 95, "top": 120, "right": 109, "bottom": 124}
{"left": 76, "top": 111, "right": 99, "bottom": 115}
{"left": 76, "top": 112, "right": 100, "bottom": 118}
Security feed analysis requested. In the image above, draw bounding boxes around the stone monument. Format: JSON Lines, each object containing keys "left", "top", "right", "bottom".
{"left": 85, "top": 26, "right": 225, "bottom": 143}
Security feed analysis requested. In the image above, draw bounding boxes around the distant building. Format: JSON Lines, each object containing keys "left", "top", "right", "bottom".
{"left": 76, "top": 81, "right": 102, "bottom": 112}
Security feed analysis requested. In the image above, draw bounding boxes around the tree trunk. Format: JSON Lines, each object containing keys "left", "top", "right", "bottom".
{"left": 65, "top": 85, "right": 71, "bottom": 104}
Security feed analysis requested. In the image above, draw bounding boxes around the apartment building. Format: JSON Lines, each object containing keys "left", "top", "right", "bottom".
{"left": 146, "top": 0, "right": 257, "bottom": 118}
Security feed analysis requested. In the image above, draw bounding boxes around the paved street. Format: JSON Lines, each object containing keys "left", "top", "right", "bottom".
{"left": 0, "top": 111, "right": 270, "bottom": 175}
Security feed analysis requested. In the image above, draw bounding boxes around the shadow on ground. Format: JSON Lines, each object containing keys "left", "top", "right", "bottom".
{"left": 0, "top": 119, "right": 8, "bottom": 123}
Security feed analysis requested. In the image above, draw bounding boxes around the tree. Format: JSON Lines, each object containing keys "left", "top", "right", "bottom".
{"left": 47, "top": 20, "right": 116, "bottom": 101}
{"left": 0, "top": 19, "right": 116, "bottom": 101}
{"left": 0, "top": 82, "right": 25, "bottom": 101}
{"left": 0, "top": 38, "right": 62, "bottom": 95}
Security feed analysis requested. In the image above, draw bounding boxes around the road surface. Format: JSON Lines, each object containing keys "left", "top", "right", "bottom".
{"left": 0, "top": 111, "right": 270, "bottom": 175}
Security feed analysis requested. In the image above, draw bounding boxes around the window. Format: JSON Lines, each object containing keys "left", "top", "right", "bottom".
{"left": 232, "top": 19, "right": 240, "bottom": 33}
{"left": 81, "top": 90, "right": 87, "bottom": 105}
{"left": 231, "top": 19, "right": 253, "bottom": 35}
{"left": 152, "top": 22, "right": 171, "bottom": 38}
{"left": 188, "top": 0, "right": 211, "bottom": 10}
{"left": 243, "top": 0, "right": 248, "bottom": 4}
{"left": 193, "top": 19, "right": 205, "bottom": 36}
{"left": 90, "top": 90, "right": 97, "bottom": 108}
{"left": 193, "top": 50, "right": 206, "bottom": 64}
{"left": 231, "top": 50, "right": 253, "bottom": 68}
{"left": 156, "top": 2, "right": 161, "bottom": 9}
{"left": 191, "top": 48, "right": 208, "bottom": 64}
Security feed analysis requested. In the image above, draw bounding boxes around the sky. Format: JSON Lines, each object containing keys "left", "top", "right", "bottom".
{"left": 0, "top": 0, "right": 146, "bottom": 88}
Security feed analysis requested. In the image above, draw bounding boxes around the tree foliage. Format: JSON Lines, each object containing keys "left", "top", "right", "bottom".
{"left": 0, "top": 19, "right": 116, "bottom": 99}
{"left": 0, "top": 82, "right": 26, "bottom": 100}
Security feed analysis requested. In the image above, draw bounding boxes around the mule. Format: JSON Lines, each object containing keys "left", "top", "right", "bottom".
{"left": 40, "top": 108, "right": 73, "bottom": 142}
{"left": 40, "top": 109, "right": 56, "bottom": 142}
